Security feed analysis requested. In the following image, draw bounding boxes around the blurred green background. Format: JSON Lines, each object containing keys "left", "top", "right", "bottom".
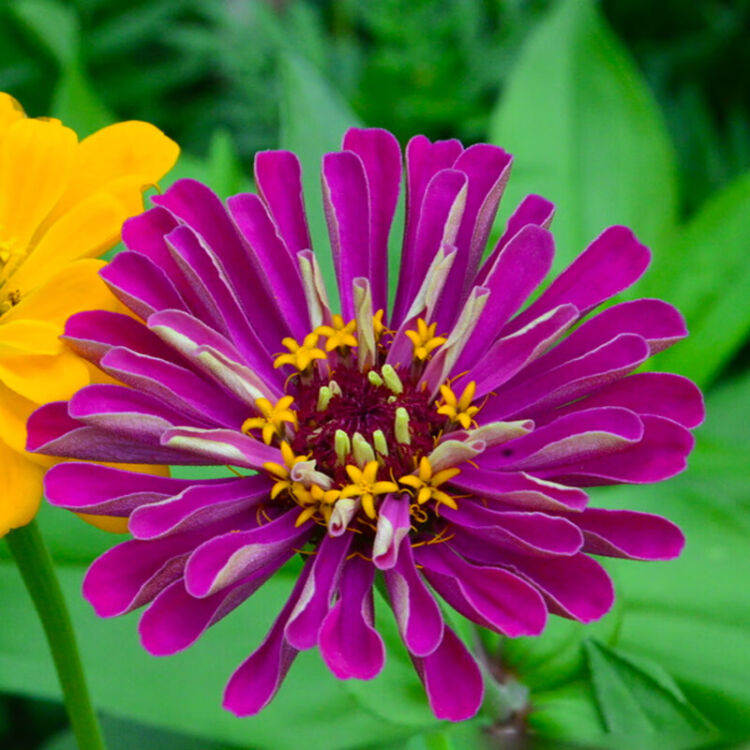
{"left": 1, "top": 0, "right": 750, "bottom": 748}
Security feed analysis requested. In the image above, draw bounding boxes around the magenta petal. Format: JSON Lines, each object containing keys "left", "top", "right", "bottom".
{"left": 322, "top": 151, "right": 371, "bottom": 319}
{"left": 411, "top": 626, "right": 483, "bottom": 722}
{"left": 342, "top": 128, "right": 402, "bottom": 313}
{"left": 384, "top": 539, "right": 444, "bottom": 657}
{"left": 417, "top": 543, "right": 547, "bottom": 636}
{"left": 44, "top": 462, "right": 199, "bottom": 516}
{"left": 122, "top": 205, "right": 181, "bottom": 279}
{"left": 545, "top": 372, "right": 705, "bottom": 429}
{"left": 184, "top": 510, "right": 310, "bottom": 597}
{"left": 223, "top": 563, "right": 312, "bottom": 717}
{"left": 254, "top": 150, "right": 312, "bottom": 256}
{"left": 100, "top": 250, "right": 187, "bottom": 319}
{"left": 570, "top": 507, "right": 685, "bottom": 560}
{"left": 449, "top": 467, "right": 589, "bottom": 511}
{"left": 477, "top": 194, "right": 556, "bottom": 284}
{"left": 372, "top": 494, "right": 412, "bottom": 569}
{"left": 160, "top": 427, "right": 279, "bottom": 469}
{"left": 128, "top": 475, "right": 268, "bottom": 539}
{"left": 284, "top": 532, "right": 352, "bottom": 650}
{"left": 501, "top": 551, "right": 614, "bottom": 623}
{"left": 504, "top": 224, "right": 651, "bottom": 335}
{"left": 319, "top": 556, "right": 385, "bottom": 680}
{"left": 139, "top": 568, "right": 274, "bottom": 655}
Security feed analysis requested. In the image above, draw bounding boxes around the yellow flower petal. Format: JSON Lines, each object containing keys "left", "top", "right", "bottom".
{"left": 0, "top": 320, "right": 63, "bottom": 356}
{"left": 0, "top": 346, "right": 89, "bottom": 404}
{"left": 0, "top": 382, "right": 53, "bottom": 465}
{"left": 0, "top": 436, "right": 44, "bottom": 536}
{"left": 0, "top": 93, "right": 25, "bottom": 139}
{"left": 0, "top": 118, "right": 77, "bottom": 251}
{"left": 49, "top": 120, "right": 179, "bottom": 220}
{"left": 2, "top": 259, "right": 116, "bottom": 327}
{"left": 9, "top": 192, "right": 127, "bottom": 295}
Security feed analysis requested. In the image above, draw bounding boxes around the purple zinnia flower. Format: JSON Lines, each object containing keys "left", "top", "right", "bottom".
{"left": 27, "top": 129, "right": 703, "bottom": 722}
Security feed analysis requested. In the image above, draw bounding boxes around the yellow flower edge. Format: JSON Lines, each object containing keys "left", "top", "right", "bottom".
{"left": 0, "top": 92, "right": 180, "bottom": 537}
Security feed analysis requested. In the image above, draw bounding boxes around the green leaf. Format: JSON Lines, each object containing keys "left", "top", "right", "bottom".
{"left": 206, "top": 128, "right": 251, "bottom": 199}
{"left": 9, "top": 0, "right": 79, "bottom": 67}
{"left": 640, "top": 172, "right": 750, "bottom": 386}
{"left": 527, "top": 680, "right": 606, "bottom": 744}
{"left": 489, "top": 0, "right": 678, "bottom": 273}
{"left": 278, "top": 51, "right": 362, "bottom": 298}
{"left": 583, "top": 639, "right": 712, "bottom": 735}
{"left": 0, "top": 559, "right": 430, "bottom": 750}
{"left": 50, "top": 63, "right": 113, "bottom": 137}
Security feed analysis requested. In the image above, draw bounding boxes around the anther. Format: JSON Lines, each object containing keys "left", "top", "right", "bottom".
{"left": 367, "top": 370, "right": 384, "bottom": 387}
{"left": 317, "top": 385, "right": 332, "bottom": 411}
{"left": 381, "top": 364, "right": 403, "bottom": 395}
{"left": 335, "top": 429, "right": 351, "bottom": 464}
{"left": 372, "top": 429, "right": 388, "bottom": 456}
{"left": 395, "top": 407, "right": 411, "bottom": 445}
{"left": 352, "top": 432, "right": 376, "bottom": 466}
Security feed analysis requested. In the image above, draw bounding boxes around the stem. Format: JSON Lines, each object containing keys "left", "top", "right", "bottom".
{"left": 423, "top": 731, "right": 455, "bottom": 750}
{"left": 6, "top": 520, "right": 106, "bottom": 750}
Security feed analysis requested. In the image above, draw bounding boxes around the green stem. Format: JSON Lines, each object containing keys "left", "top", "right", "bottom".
{"left": 423, "top": 731, "right": 455, "bottom": 750}
{"left": 6, "top": 520, "right": 106, "bottom": 750}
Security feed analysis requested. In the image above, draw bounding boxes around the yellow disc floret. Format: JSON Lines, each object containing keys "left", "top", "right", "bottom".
{"left": 262, "top": 441, "right": 309, "bottom": 499}
{"left": 339, "top": 461, "right": 399, "bottom": 519}
{"left": 273, "top": 332, "right": 327, "bottom": 371}
{"left": 292, "top": 484, "right": 342, "bottom": 526}
{"left": 399, "top": 456, "right": 460, "bottom": 510}
{"left": 437, "top": 381, "right": 479, "bottom": 429}
{"left": 242, "top": 396, "right": 298, "bottom": 444}
{"left": 405, "top": 318, "right": 447, "bottom": 361}
{"left": 316, "top": 314, "right": 357, "bottom": 351}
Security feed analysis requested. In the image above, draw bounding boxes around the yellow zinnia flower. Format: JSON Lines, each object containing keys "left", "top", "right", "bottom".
{"left": 0, "top": 92, "right": 179, "bottom": 536}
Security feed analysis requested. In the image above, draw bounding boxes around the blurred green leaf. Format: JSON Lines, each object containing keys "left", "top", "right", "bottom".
{"left": 278, "top": 51, "right": 362, "bottom": 297}
{"left": 10, "top": 0, "right": 79, "bottom": 66}
{"left": 527, "top": 680, "right": 606, "bottom": 744}
{"left": 489, "top": 0, "right": 678, "bottom": 272}
{"left": 50, "top": 63, "right": 113, "bottom": 136}
{"left": 640, "top": 172, "right": 750, "bottom": 387}
{"left": 583, "top": 638, "right": 712, "bottom": 734}
{"left": 0, "top": 558, "right": 432, "bottom": 750}
{"left": 206, "top": 128, "right": 251, "bottom": 199}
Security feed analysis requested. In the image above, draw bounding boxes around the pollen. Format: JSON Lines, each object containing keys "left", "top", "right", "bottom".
{"left": 399, "top": 456, "right": 460, "bottom": 510}
{"left": 437, "top": 381, "right": 480, "bottom": 429}
{"left": 242, "top": 396, "right": 298, "bottom": 444}
{"left": 405, "top": 318, "right": 447, "bottom": 361}
{"left": 316, "top": 314, "right": 358, "bottom": 351}
{"left": 273, "top": 333, "right": 327, "bottom": 371}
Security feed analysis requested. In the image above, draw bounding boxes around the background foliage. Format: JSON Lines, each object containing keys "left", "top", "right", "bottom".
{"left": 1, "top": 0, "right": 749, "bottom": 748}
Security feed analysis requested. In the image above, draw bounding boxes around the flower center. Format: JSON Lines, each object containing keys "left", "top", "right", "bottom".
{"left": 243, "top": 312, "right": 481, "bottom": 534}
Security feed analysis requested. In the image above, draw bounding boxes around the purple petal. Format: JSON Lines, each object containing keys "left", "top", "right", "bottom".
{"left": 254, "top": 150, "right": 312, "bottom": 255}
{"left": 384, "top": 538, "right": 444, "bottom": 657}
{"left": 543, "top": 372, "right": 705, "bottom": 429}
{"left": 121, "top": 206, "right": 183, "bottom": 283}
{"left": 223, "top": 563, "right": 312, "bottom": 716}
{"left": 184, "top": 510, "right": 310, "bottom": 597}
{"left": 322, "top": 150, "right": 371, "bottom": 319}
{"left": 482, "top": 333, "right": 651, "bottom": 421}
{"left": 481, "top": 407, "right": 644, "bottom": 471}
{"left": 477, "top": 194, "right": 555, "bottom": 284}
{"left": 227, "top": 192, "right": 309, "bottom": 338}
{"left": 160, "top": 427, "right": 280, "bottom": 469}
{"left": 372, "top": 494, "right": 412, "bottom": 569}
{"left": 319, "top": 555, "right": 385, "bottom": 680}
{"left": 411, "top": 626, "right": 483, "bottom": 722}
{"left": 542, "top": 415, "right": 694, "bottom": 485}
{"left": 342, "top": 128, "right": 402, "bottom": 313}
{"left": 504, "top": 225, "right": 651, "bottom": 336}
{"left": 569, "top": 507, "right": 685, "bottom": 560}
{"left": 100, "top": 250, "right": 187, "bottom": 319}
{"left": 500, "top": 550, "right": 614, "bottom": 623}
{"left": 448, "top": 467, "right": 588, "bottom": 511}
{"left": 139, "top": 569, "right": 274, "bottom": 656}
{"left": 44, "top": 462, "right": 200, "bottom": 516}
{"left": 284, "top": 532, "right": 352, "bottom": 650}
{"left": 454, "top": 225, "right": 555, "bottom": 373}
{"left": 417, "top": 543, "right": 547, "bottom": 636}
{"left": 128, "top": 475, "right": 268, "bottom": 539}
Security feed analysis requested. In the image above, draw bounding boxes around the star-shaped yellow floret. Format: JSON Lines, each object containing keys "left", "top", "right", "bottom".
{"left": 242, "top": 396, "right": 298, "bottom": 444}
{"left": 339, "top": 461, "right": 399, "bottom": 519}
{"left": 373, "top": 309, "right": 386, "bottom": 340}
{"left": 273, "top": 332, "right": 327, "bottom": 371}
{"left": 437, "top": 381, "right": 479, "bottom": 429}
{"left": 398, "top": 456, "right": 460, "bottom": 510}
{"left": 404, "top": 318, "right": 446, "bottom": 361}
{"left": 262, "top": 441, "right": 309, "bottom": 499}
{"left": 292, "top": 483, "right": 342, "bottom": 526}
{"left": 316, "top": 314, "right": 358, "bottom": 351}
